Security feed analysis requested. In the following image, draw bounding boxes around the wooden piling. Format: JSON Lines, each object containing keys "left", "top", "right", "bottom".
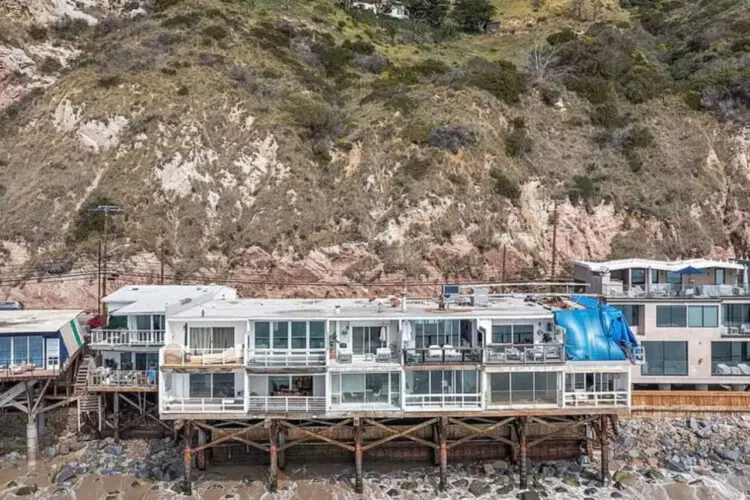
{"left": 268, "top": 421, "right": 278, "bottom": 492}
{"left": 439, "top": 416, "right": 448, "bottom": 492}
{"left": 354, "top": 418, "right": 363, "bottom": 494}
{"left": 519, "top": 417, "right": 528, "bottom": 490}
{"left": 600, "top": 415, "right": 609, "bottom": 485}
{"left": 278, "top": 428, "right": 286, "bottom": 471}
{"left": 183, "top": 421, "right": 192, "bottom": 496}
{"left": 113, "top": 394, "right": 120, "bottom": 443}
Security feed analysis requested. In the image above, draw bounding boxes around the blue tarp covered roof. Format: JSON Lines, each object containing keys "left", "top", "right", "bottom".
{"left": 554, "top": 296, "right": 641, "bottom": 362}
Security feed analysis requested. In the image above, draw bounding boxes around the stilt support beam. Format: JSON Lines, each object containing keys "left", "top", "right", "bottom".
{"left": 278, "top": 428, "right": 286, "bottom": 471}
{"left": 183, "top": 421, "right": 192, "bottom": 496}
{"left": 439, "top": 416, "right": 448, "bottom": 492}
{"left": 113, "top": 393, "right": 120, "bottom": 443}
{"left": 268, "top": 420, "right": 279, "bottom": 492}
{"left": 354, "top": 418, "right": 364, "bottom": 494}
{"left": 519, "top": 416, "right": 528, "bottom": 490}
{"left": 600, "top": 415, "right": 609, "bottom": 485}
{"left": 197, "top": 428, "right": 207, "bottom": 471}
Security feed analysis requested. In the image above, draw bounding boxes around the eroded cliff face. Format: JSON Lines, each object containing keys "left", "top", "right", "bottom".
{"left": 2, "top": 0, "right": 750, "bottom": 308}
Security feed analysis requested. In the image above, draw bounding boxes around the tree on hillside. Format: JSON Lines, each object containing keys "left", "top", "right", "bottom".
{"left": 452, "top": 0, "right": 496, "bottom": 32}
{"left": 404, "top": 0, "right": 451, "bottom": 26}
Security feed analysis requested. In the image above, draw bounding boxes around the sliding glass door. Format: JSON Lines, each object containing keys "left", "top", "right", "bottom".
{"left": 254, "top": 321, "right": 326, "bottom": 350}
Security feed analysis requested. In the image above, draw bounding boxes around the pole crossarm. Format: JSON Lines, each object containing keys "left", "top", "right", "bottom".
{"left": 362, "top": 418, "right": 439, "bottom": 451}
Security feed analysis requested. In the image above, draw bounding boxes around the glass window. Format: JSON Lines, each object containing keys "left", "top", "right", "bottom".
{"left": 352, "top": 326, "right": 380, "bottom": 355}
{"left": 273, "top": 322, "right": 289, "bottom": 349}
{"left": 534, "top": 372, "right": 558, "bottom": 404}
{"left": 135, "top": 352, "right": 159, "bottom": 370}
{"left": 631, "top": 269, "right": 645, "bottom": 286}
{"left": 212, "top": 373, "right": 235, "bottom": 398}
{"left": 153, "top": 315, "right": 165, "bottom": 331}
{"left": 28, "top": 337, "right": 43, "bottom": 367}
{"left": 390, "top": 373, "right": 400, "bottom": 406}
{"left": 650, "top": 269, "right": 658, "bottom": 284}
{"left": 688, "top": 306, "right": 719, "bottom": 328}
{"left": 414, "top": 321, "right": 460, "bottom": 347}
{"left": 715, "top": 269, "right": 725, "bottom": 285}
{"left": 656, "top": 306, "right": 687, "bottom": 327}
{"left": 212, "top": 328, "right": 234, "bottom": 349}
{"left": 255, "top": 322, "right": 270, "bottom": 348}
{"left": 189, "top": 374, "right": 212, "bottom": 398}
{"left": 667, "top": 271, "right": 682, "bottom": 285}
{"left": 511, "top": 372, "right": 534, "bottom": 404}
{"left": 332, "top": 374, "right": 341, "bottom": 404}
{"left": 515, "top": 325, "right": 534, "bottom": 344}
{"left": 135, "top": 315, "right": 151, "bottom": 330}
{"left": 461, "top": 370, "right": 477, "bottom": 393}
{"left": 342, "top": 374, "right": 365, "bottom": 403}
{"left": 490, "top": 373, "right": 510, "bottom": 404}
{"left": 367, "top": 373, "right": 389, "bottom": 403}
{"left": 269, "top": 375, "right": 290, "bottom": 395}
{"left": 309, "top": 322, "right": 325, "bottom": 349}
{"left": 189, "top": 327, "right": 212, "bottom": 350}
{"left": 13, "top": 337, "right": 28, "bottom": 364}
{"left": 291, "top": 322, "right": 307, "bottom": 349}
{"left": 712, "top": 341, "right": 750, "bottom": 375}
{"left": 613, "top": 305, "right": 639, "bottom": 327}
{"left": 642, "top": 341, "right": 688, "bottom": 375}
{"left": 0, "top": 338, "right": 10, "bottom": 368}
{"left": 491, "top": 325, "right": 513, "bottom": 344}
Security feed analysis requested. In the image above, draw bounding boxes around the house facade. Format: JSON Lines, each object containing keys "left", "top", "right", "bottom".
{"left": 571, "top": 258, "right": 750, "bottom": 390}
{"left": 156, "top": 294, "right": 635, "bottom": 419}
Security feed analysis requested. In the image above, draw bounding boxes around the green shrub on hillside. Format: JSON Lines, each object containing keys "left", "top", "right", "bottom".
{"left": 203, "top": 25, "right": 229, "bottom": 40}
{"left": 490, "top": 169, "right": 521, "bottom": 204}
{"left": 547, "top": 27, "right": 577, "bottom": 46}
{"left": 589, "top": 102, "right": 628, "bottom": 129}
{"left": 465, "top": 58, "right": 527, "bottom": 104}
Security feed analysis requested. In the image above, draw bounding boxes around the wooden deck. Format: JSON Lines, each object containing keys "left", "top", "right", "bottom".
{"left": 0, "top": 369, "right": 60, "bottom": 382}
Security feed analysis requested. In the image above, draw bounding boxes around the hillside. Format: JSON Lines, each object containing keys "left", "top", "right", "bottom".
{"left": 0, "top": 0, "right": 749, "bottom": 306}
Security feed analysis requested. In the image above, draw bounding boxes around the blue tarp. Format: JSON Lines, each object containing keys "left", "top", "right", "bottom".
{"left": 554, "top": 296, "right": 640, "bottom": 361}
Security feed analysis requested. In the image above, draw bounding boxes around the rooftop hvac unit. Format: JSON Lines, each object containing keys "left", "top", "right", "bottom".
{"left": 442, "top": 284, "right": 460, "bottom": 305}
{"left": 471, "top": 287, "right": 489, "bottom": 307}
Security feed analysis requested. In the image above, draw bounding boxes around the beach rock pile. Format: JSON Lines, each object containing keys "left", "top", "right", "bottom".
{"left": 615, "top": 417, "right": 750, "bottom": 472}
{"left": 50, "top": 437, "right": 184, "bottom": 486}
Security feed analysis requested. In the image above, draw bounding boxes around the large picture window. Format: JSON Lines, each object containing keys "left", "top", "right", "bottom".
{"left": 414, "top": 320, "right": 459, "bottom": 348}
{"left": 189, "top": 373, "right": 236, "bottom": 398}
{"left": 352, "top": 326, "right": 381, "bottom": 355}
{"left": 612, "top": 305, "right": 639, "bottom": 327}
{"left": 723, "top": 304, "right": 750, "bottom": 328}
{"left": 188, "top": 327, "right": 234, "bottom": 350}
{"left": 656, "top": 306, "right": 687, "bottom": 328}
{"left": 642, "top": 341, "right": 688, "bottom": 375}
{"left": 688, "top": 306, "right": 718, "bottom": 328}
{"left": 406, "top": 370, "right": 479, "bottom": 395}
{"left": 712, "top": 341, "right": 750, "bottom": 375}
{"left": 489, "top": 372, "right": 559, "bottom": 405}
{"left": 491, "top": 324, "right": 534, "bottom": 344}
{"left": 330, "top": 372, "right": 400, "bottom": 406}
{"left": 254, "top": 321, "right": 326, "bottom": 350}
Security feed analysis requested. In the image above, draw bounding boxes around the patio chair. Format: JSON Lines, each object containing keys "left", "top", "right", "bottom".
{"left": 738, "top": 363, "right": 750, "bottom": 376}
{"left": 716, "top": 363, "right": 732, "bottom": 375}
{"left": 526, "top": 346, "right": 545, "bottom": 361}
{"left": 443, "top": 345, "right": 463, "bottom": 361}
{"left": 427, "top": 345, "right": 443, "bottom": 361}
{"left": 505, "top": 347, "right": 522, "bottom": 361}
{"left": 741, "top": 324, "right": 750, "bottom": 335}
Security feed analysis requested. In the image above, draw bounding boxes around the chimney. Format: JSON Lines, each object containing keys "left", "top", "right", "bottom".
{"left": 401, "top": 294, "right": 407, "bottom": 313}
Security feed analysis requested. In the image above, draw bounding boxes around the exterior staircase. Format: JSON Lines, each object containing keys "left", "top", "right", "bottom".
{"left": 74, "top": 355, "right": 101, "bottom": 432}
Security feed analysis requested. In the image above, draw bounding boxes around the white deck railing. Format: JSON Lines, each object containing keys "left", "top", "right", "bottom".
{"left": 161, "top": 346, "right": 244, "bottom": 366}
{"left": 404, "top": 393, "right": 483, "bottom": 410}
{"left": 563, "top": 391, "right": 629, "bottom": 407}
{"left": 89, "top": 369, "right": 157, "bottom": 388}
{"left": 90, "top": 329, "right": 165, "bottom": 346}
{"left": 245, "top": 348, "right": 327, "bottom": 367}
{"left": 247, "top": 396, "right": 326, "bottom": 413}
{"left": 160, "top": 397, "right": 245, "bottom": 413}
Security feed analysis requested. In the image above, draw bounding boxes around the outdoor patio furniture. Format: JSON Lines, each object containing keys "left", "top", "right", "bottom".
{"left": 426, "top": 345, "right": 443, "bottom": 361}
{"left": 738, "top": 363, "right": 750, "bottom": 375}
{"left": 716, "top": 363, "right": 731, "bottom": 375}
{"left": 376, "top": 348, "right": 392, "bottom": 362}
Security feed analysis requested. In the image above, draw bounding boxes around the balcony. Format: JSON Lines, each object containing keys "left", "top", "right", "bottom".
{"left": 562, "top": 390, "right": 629, "bottom": 408}
{"left": 160, "top": 397, "right": 245, "bottom": 414}
{"left": 604, "top": 282, "right": 748, "bottom": 299}
{"left": 484, "top": 344, "right": 565, "bottom": 364}
{"left": 404, "top": 393, "right": 483, "bottom": 410}
{"left": 245, "top": 348, "right": 327, "bottom": 370}
{"left": 90, "top": 329, "right": 165, "bottom": 347}
{"left": 247, "top": 396, "right": 326, "bottom": 413}
{"left": 713, "top": 362, "right": 750, "bottom": 376}
{"left": 161, "top": 346, "right": 244, "bottom": 368}
{"left": 403, "top": 347, "right": 482, "bottom": 365}
{"left": 88, "top": 369, "right": 158, "bottom": 391}
{"left": 722, "top": 324, "right": 750, "bottom": 337}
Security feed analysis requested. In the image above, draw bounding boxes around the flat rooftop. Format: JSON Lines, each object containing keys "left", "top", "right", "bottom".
{"left": 105, "top": 285, "right": 236, "bottom": 315}
{"left": 571, "top": 258, "right": 744, "bottom": 273}
{"left": 170, "top": 295, "right": 576, "bottom": 321}
{"left": 0, "top": 309, "right": 82, "bottom": 334}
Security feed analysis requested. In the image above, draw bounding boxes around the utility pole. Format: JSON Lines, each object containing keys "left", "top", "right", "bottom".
{"left": 97, "top": 241, "right": 102, "bottom": 316}
{"left": 88, "top": 205, "right": 123, "bottom": 308}
{"left": 160, "top": 240, "right": 165, "bottom": 285}
{"left": 550, "top": 199, "right": 559, "bottom": 282}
